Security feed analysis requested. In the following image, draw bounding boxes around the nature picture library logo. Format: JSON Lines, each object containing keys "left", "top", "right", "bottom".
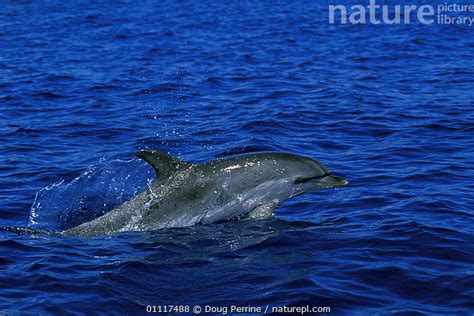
{"left": 328, "top": 0, "right": 474, "bottom": 25}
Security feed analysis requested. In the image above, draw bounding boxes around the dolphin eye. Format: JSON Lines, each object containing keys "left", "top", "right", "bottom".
{"left": 294, "top": 177, "right": 310, "bottom": 184}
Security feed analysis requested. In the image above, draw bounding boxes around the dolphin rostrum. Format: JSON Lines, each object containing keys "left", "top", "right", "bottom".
{"left": 63, "top": 151, "right": 348, "bottom": 237}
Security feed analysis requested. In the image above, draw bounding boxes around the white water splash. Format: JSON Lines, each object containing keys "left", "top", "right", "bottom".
{"left": 28, "top": 158, "right": 154, "bottom": 230}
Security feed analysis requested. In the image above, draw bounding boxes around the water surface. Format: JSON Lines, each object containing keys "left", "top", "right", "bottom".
{"left": 0, "top": 1, "right": 473, "bottom": 314}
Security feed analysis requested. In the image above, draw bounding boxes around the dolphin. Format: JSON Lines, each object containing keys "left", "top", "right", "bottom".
{"left": 62, "top": 151, "right": 348, "bottom": 237}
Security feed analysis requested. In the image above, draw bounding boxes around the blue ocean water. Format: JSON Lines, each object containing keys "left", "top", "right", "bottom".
{"left": 1, "top": 1, "right": 473, "bottom": 314}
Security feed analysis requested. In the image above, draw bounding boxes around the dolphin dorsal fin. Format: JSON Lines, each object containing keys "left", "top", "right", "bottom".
{"left": 136, "top": 150, "right": 190, "bottom": 179}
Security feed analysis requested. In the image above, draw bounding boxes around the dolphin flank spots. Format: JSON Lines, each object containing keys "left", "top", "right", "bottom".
{"left": 62, "top": 151, "right": 348, "bottom": 237}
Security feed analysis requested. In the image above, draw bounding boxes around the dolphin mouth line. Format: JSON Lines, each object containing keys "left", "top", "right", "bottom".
{"left": 295, "top": 174, "right": 348, "bottom": 187}
{"left": 294, "top": 173, "right": 329, "bottom": 184}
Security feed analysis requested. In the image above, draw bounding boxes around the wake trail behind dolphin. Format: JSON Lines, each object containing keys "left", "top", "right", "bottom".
{"left": 0, "top": 226, "right": 58, "bottom": 236}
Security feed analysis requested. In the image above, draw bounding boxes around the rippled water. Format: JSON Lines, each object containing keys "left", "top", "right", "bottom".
{"left": 1, "top": 1, "right": 473, "bottom": 314}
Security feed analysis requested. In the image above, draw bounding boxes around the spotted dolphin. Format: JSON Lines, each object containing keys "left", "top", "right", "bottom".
{"left": 63, "top": 151, "right": 348, "bottom": 237}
